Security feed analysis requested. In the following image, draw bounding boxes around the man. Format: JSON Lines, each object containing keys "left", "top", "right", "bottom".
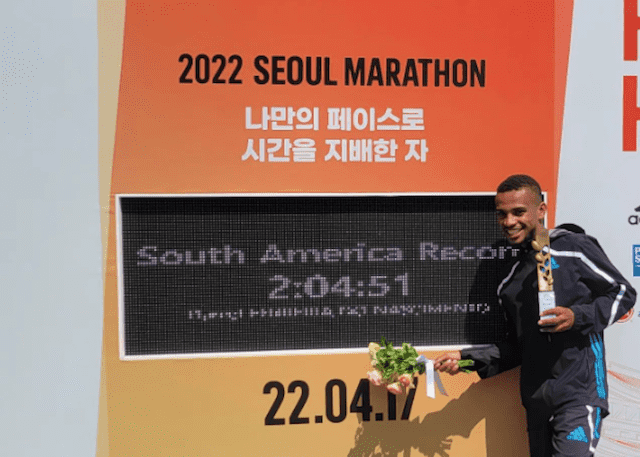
{"left": 434, "top": 174, "right": 636, "bottom": 456}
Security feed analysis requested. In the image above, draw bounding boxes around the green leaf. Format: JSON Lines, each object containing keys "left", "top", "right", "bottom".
{"left": 458, "top": 359, "right": 475, "bottom": 374}
{"left": 370, "top": 337, "right": 427, "bottom": 380}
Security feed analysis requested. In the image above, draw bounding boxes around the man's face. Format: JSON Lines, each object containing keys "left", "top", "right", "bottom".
{"left": 495, "top": 187, "right": 547, "bottom": 245}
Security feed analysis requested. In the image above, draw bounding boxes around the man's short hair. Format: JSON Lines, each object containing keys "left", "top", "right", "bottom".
{"left": 496, "top": 174, "right": 544, "bottom": 203}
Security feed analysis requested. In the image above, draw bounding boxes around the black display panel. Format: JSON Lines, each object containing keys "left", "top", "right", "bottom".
{"left": 118, "top": 195, "right": 517, "bottom": 358}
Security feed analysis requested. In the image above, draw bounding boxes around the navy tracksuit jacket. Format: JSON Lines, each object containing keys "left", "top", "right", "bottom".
{"left": 461, "top": 225, "right": 636, "bottom": 417}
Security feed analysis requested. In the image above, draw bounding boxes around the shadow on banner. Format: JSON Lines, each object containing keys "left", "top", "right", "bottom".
{"left": 348, "top": 369, "right": 527, "bottom": 457}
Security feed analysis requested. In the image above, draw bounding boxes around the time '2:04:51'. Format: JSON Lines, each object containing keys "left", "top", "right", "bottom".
{"left": 268, "top": 273, "right": 409, "bottom": 300}
{"left": 264, "top": 378, "right": 417, "bottom": 425}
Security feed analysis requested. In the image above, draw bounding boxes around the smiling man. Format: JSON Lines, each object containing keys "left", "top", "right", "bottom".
{"left": 495, "top": 176, "right": 546, "bottom": 245}
{"left": 434, "top": 174, "right": 636, "bottom": 457}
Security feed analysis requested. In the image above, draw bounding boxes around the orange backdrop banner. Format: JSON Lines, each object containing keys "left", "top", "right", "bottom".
{"left": 111, "top": 0, "right": 556, "bottom": 196}
{"left": 101, "top": 1, "right": 565, "bottom": 455}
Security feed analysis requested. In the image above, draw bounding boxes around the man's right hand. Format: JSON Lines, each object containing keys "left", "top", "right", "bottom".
{"left": 433, "top": 351, "right": 463, "bottom": 375}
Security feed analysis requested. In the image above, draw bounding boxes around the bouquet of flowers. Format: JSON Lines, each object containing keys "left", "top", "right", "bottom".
{"left": 366, "top": 337, "right": 426, "bottom": 394}
{"left": 366, "top": 337, "right": 475, "bottom": 396}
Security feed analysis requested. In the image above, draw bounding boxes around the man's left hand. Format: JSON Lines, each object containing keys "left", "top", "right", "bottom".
{"left": 538, "top": 307, "right": 575, "bottom": 332}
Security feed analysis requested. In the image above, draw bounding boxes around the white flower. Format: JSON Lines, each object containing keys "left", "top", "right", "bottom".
{"left": 386, "top": 382, "right": 403, "bottom": 395}
{"left": 399, "top": 373, "right": 414, "bottom": 388}
{"left": 367, "top": 370, "right": 384, "bottom": 387}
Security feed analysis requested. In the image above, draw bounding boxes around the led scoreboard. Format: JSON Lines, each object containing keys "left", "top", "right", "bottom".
{"left": 117, "top": 194, "right": 515, "bottom": 359}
